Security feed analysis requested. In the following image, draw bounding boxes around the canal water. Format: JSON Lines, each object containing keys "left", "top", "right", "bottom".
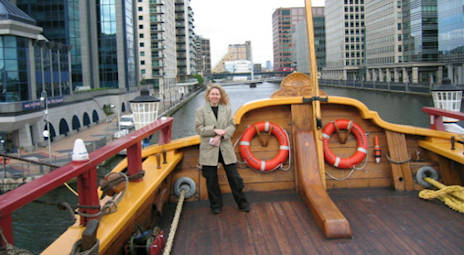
{"left": 13, "top": 82, "right": 435, "bottom": 253}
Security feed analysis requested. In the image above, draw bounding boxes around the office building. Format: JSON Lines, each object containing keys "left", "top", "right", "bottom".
{"left": 175, "top": 0, "right": 196, "bottom": 82}
{"left": 293, "top": 6, "right": 325, "bottom": 74}
{"left": 323, "top": 0, "right": 365, "bottom": 80}
{"left": 0, "top": 0, "right": 72, "bottom": 151}
{"left": 136, "top": 0, "right": 177, "bottom": 100}
{"left": 272, "top": 7, "right": 306, "bottom": 72}
{"left": 363, "top": 0, "right": 441, "bottom": 84}
{"left": 438, "top": 0, "right": 464, "bottom": 84}
{"left": 16, "top": 0, "right": 138, "bottom": 90}
{"left": 212, "top": 41, "right": 251, "bottom": 73}
{"left": 195, "top": 35, "right": 211, "bottom": 76}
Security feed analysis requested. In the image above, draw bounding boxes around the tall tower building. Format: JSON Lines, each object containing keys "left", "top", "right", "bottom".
{"left": 363, "top": 0, "right": 441, "bottom": 84}
{"left": 323, "top": 0, "right": 365, "bottom": 80}
{"left": 16, "top": 0, "right": 138, "bottom": 90}
{"left": 195, "top": 35, "right": 211, "bottom": 76}
{"left": 293, "top": 6, "right": 326, "bottom": 74}
{"left": 136, "top": 0, "right": 177, "bottom": 99}
{"left": 438, "top": 0, "right": 464, "bottom": 84}
{"left": 365, "top": 0, "right": 403, "bottom": 65}
{"left": 175, "top": 0, "right": 196, "bottom": 82}
{"left": 272, "top": 7, "right": 306, "bottom": 72}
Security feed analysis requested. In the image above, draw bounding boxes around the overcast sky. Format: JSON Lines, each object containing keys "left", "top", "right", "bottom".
{"left": 190, "top": 0, "right": 325, "bottom": 68}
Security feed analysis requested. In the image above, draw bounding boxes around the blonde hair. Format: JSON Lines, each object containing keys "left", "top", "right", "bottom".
{"left": 205, "top": 84, "right": 229, "bottom": 105}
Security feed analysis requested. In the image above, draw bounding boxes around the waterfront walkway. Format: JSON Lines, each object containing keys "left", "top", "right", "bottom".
{"left": 1, "top": 88, "right": 203, "bottom": 182}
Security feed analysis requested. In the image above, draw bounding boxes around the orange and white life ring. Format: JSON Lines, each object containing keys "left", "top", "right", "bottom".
{"left": 239, "top": 121, "right": 289, "bottom": 172}
{"left": 322, "top": 119, "right": 368, "bottom": 169}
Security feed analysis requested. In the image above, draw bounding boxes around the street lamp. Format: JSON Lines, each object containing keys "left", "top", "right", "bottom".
{"left": 110, "top": 104, "right": 120, "bottom": 131}
{"left": 129, "top": 89, "right": 160, "bottom": 130}
{"left": 40, "top": 91, "right": 51, "bottom": 162}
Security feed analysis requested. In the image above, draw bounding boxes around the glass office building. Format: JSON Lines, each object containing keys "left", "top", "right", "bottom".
{"left": 17, "top": 0, "right": 83, "bottom": 88}
{"left": 438, "top": 0, "right": 464, "bottom": 84}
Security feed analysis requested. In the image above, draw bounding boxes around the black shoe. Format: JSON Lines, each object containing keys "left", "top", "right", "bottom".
{"left": 239, "top": 203, "right": 250, "bottom": 213}
{"left": 212, "top": 208, "right": 222, "bottom": 214}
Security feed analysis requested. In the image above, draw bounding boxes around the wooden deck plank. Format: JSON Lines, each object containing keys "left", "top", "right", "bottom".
{"left": 163, "top": 189, "right": 464, "bottom": 255}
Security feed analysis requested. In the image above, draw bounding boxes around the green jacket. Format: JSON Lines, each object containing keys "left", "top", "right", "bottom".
{"left": 195, "top": 103, "right": 237, "bottom": 166}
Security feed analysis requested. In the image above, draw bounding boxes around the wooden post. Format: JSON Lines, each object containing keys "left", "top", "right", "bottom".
{"left": 0, "top": 214, "right": 13, "bottom": 246}
{"left": 385, "top": 130, "right": 414, "bottom": 191}
{"left": 127, "top": 142, "right": 143, "bottom": 182}
{"left": 77, "top": 166, "right": 100, "bottom": 226}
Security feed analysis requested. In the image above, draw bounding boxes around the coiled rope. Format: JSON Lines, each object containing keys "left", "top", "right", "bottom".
{"left": 0, "top": 229, "right": 33, "bottom": 255}
{"left": 163, "top": 189, "right": 186, "bottom": 255}
{"left": 419, "top": 177, "right": 464, "bottom": 213}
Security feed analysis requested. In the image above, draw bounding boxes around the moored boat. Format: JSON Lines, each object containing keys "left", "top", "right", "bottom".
{"left": 1, "top": 1, "right": 464, "bottom": 254}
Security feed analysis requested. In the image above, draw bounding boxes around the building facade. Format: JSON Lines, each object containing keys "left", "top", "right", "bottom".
{"left": 136, "top": 0, "right": 177, "bottom": 101}
{"left": 272, "top": 7, "right": 306, "bottom": 72}
{"left": 175, "top": 0, "right": 196, "bottom": 82}
{"left": 293, "top": 6, "right": 325, "bottom": 74}
{"left": 16, "top": 0, "right": 138, "bottom": 90}
{"left": 323, "top": 0, "right": 365, "bottom": 80}
{"left": 195, "top": 35, "right": 211, "bottom": 76}
{"left": 212, "top": 41, "right": 251, "bottom": 73}
{"left": 438, "top": 0, "right": 464, "bottom": 85}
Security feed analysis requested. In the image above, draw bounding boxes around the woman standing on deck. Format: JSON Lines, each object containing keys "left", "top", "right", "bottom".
{"left": 195, "top": 84, "right": 250, "bottom": 214}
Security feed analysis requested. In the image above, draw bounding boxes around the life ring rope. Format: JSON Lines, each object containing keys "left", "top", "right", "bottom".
{"left": 322, "top": 119, "right": 368, "bottom": 169}
{"left": 238, "top": 121, "right": 290, "bottom": 172}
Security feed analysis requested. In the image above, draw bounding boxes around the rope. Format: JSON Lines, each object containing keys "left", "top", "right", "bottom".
{"left": 419, "top": 177, "right": 464, "bottom": 213}
{"left": 0, "top": 229, "right": 33, "bottom": 255}
{"left": 64, "top": 182, "right": 79, "bottom": 196}
{"left": 77, "top": 172, "right": 128, "bottom": 219}
{"left": 163, "top": 189, "right": 186, "bottom": 255}
{"left": 325, "top": 133, "right": 369, "bottom": 181}
{"left": 69, "top": 239, "right": 99, "bottom": 255}
{"left": 279, "top": 129, "right": 292, "bottom": 171}
{"left": 386, "top": 153, "right": 411, "bottom": 164}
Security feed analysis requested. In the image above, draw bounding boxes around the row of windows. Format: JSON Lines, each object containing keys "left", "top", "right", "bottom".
{"left": 344, "top": 0, "right": 364, "bottom": 4}
{"left": 345, "top": 21, "right": 365, "bottom": 28}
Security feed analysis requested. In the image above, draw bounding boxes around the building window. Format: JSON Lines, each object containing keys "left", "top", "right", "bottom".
{"left": 139, "top": 24, "right": 143, "bottom": 29}
{"left": 141, "top": 60, "right": 145, "bottom": 65}
{"left": 139, "top": 42, "right": 144, "bottom": 47}
{"left": 138, "top": 7, "right": 142, "bottom": 11}
{"left": 138, "top": 15, "right": 143, "bottom": 20}
{"left": 141, "top": 69, "right": 146, "bottom": 74}
{"left": 140, "top": 51, "right": 145, "bottom": 56}
{"left": 139, "top": 33, "right": 144, "bottom": 38}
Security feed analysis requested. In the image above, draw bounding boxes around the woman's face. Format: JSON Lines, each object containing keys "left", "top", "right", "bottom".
{"left": 208, "top": 88, "right": 221, "bottom": 106}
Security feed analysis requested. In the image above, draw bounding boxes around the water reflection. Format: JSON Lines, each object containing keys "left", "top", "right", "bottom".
{"left": 172, "top": 82, "right": 433, "bottom": 140}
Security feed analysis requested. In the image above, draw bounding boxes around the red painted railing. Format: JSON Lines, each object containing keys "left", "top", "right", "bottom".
{"left": 0, "top": 117, "right": 173, "bottom": 246}
{"left": 422, "top": 107, "right": 464, "bottom": 131}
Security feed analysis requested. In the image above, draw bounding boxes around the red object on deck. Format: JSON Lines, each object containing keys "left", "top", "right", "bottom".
{"left": 374, "top": 136, "right": 381, "bottom": 164}
{"left": 150, "top": 230, "right": 165, "bottom": 255}
{"left": 422, "top": 107, "right": 464, "bottom": 131}
{"left": 0, "top": 117, "right": 173, "bottom": 246}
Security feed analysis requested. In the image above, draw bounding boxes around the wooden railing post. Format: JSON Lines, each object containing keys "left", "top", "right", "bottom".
{"left": 77, "top": 166, "right": 100, "bottom": 226}
{"left": 0, "top": 214, "right": 13, "bottom": 246}
{"left": 159, "top": 122, "right": 172, "bottom": 145}
{"left": 127, "top": 142, "right": 143, "bottom": 182}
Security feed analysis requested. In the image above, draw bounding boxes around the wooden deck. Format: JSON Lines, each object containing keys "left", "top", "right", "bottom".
{"left": 162, "top": 188, "right": 464, "bottom": 255}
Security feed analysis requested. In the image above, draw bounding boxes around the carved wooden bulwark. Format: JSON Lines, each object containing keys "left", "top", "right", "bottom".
{"left": 272, "top": 72, "right": 327, "bottom": 98}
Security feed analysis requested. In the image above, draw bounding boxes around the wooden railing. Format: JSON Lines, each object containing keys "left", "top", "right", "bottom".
{"left": 0, "top": 117, "right": 173, "bottom": 246}
{"left": 422, "top": 107, "right": 464, "bottom": 131}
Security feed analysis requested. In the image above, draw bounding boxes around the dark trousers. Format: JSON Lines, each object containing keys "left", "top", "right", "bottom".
{"left": 202, "top": 152, "right": 249, "bottom": 210}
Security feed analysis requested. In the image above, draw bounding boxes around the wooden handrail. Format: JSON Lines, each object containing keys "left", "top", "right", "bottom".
{"left": 422, "top": 107, "right": 464, "bottom": 131}
{"left": 0, "top": 117, "right": 173, "bottom": 245}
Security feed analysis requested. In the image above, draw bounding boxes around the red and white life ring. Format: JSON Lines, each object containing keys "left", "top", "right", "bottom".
{"left": 322, "top": 119, "right": 368, "bottom": 169}
{"left": 239, "top": 121, "right": 289, "bottom": 172}
{"left": 0, "top": 157, "right": 10, "bottom": 165}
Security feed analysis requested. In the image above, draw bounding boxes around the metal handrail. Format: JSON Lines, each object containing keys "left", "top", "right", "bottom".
{"left": 422, "top": 107, "right": 464, "bottom": 131}
{"left": 0, "top": 117, "right": 173, "bottom": 245}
